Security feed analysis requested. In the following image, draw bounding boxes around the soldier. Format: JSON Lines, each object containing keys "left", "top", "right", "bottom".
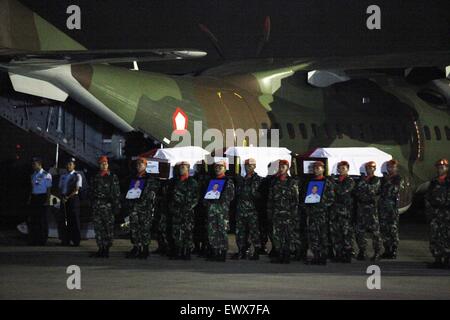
{"left": 153, "top": 178, "right": 171, "bottom": 256}
{"left": 193, "top": 163, "right": 210, "bottom": 257}
{"left": 354, "top": 161, "right": 382, "bottom": 261}
{"left": 125, "top": 157, "right": 158, "bottom": 259}
{"left": 232, "top": 158, "right": 262, "bottom": 260}
{"left": 89, "top": 156, "right": 121, "bottom": 258}
{"left": 28, "top": 157, "right": 52, "bottom": 246}
{"left": 57, "top": 158, "right": 82, "bottom": 246}
{"left": 168, "top": 161, "right": 199, "bottom": 260}
{"left": 304, "top": 161, "right": 335, "bottom": 265}
{"left": 267, "top": 160, "right": 299, "bottom": 264}
{"left": 203, "top": 160, "right": 234, "bottom": 262}
{"left": 379, "top": 159, "right": 403, "bottom": 259}
{"left": 425, "top": 158, "right": 450, "bottom": 269}
{"left": 330, "top": 161, "right": 355, "bottom": 263}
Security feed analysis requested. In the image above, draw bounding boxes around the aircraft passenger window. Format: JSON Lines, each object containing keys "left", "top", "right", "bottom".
{"left": 287, "top": 123, "right": 295, "bottom": 139}
{"left": 298, "top": 123, "right": 308, "bottom": 139}
{"left": 445, "top": 126, "right": 450, "bottom": 140}
{"left": 423, "top": 126, "right": 431, "bottom": 140}
{"left": 272, "top": 123, "right": 283, "bottom": 139}
{"left": 434, "top": 126, "right": 442, "bottom": 141}
{"left": 311, "top": 124, "right": 318, "bottom": 137}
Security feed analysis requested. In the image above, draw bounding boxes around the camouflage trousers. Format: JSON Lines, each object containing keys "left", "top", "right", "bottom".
{"left": 129, "top": 208, "right": 152, "bottom": 247}
{"left": 429, "top": 209, "right": 450, "bottom": 258}
{"left": 272, "top": 210, "right": 295, "bottom": 254}
{"left": 235, "top": 209, "right": 261, "bottom": 250}
{"left": 294, "top": 208, "right": 308, "bottom": 254}
{"left": 157, "top": 209, "right": 173, "bottom": 250}
{"left": 306, "top": 207, "right": 328, "bottom": 256}
{"left": 355, "top": 203, "right": 381, "bottom": 252}
{"left": 207, "top": 204, "right": 229, "bottom": 250}
{"left": 194, "top": 205, "right": 208, "bottom": 247}
{"left": 329, "top": 205, "right": 354, "bottom": 254}
{"left": 92, "top": 200, "right": 115, "bottom": 248}
{"left": 172, "top": 209, "right": 195, "bottom": 249}
{"left": 379, "top": 199, "right": 400, "bottom": 250}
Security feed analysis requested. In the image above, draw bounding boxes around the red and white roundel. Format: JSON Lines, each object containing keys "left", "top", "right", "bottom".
{"left": 172, "top": 107, "right": 188, "bottom": 132}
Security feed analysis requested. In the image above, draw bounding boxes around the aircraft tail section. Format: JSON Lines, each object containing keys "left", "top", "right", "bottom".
{"left": 0, "top": 0, "right": 86, "bottom": 51}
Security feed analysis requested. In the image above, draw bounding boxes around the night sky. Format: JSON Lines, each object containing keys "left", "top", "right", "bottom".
{"left": 18, "top": 0, "right": 450, "bottom": 73}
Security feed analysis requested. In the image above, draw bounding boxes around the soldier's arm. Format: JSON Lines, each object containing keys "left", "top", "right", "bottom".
{"left": 291, "top": 181, "right": 299, "bottom": 213}
{"left": 188, "top": 179, "right": 200, "bottom": 210}
{"left": 325, "top": 180, "right": 336, "bottom": 208}
{"left": 112, "top": 175, "right": 121, "bottom": 213}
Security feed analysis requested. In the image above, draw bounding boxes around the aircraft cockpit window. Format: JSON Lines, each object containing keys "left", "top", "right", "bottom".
{"left": 445, "top": 126, "right": 450, "bottom": 140}
{"left": 287, "top": 123, "right": 295, "bottom": 139}
{"left": 434, "top": 126, "right": 442, "bottom": 141}
{"left": 423, "top": 126, "right": 431, "bottom": 140}
{"left": 298, "top": 123, "right": 308, "bottom": 139}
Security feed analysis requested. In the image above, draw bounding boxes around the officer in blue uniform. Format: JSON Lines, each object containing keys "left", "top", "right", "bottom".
{"left": 28, "top": 157, "right": 52, "bottom": 245}
{"left": 58, "top": 158, "right": 83, "bottom": 246}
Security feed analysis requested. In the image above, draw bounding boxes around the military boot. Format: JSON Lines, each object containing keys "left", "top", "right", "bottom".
{"left": 103, "top": 246, "right": 110, "bottom": 258}
{"left": 319, "top": 253, "right": 327, "bottom": 265}
{"left": 356, "top": 250, "right": 366, "bottom": 261}
{"left": 183, "top": 247, "right": 191, "bottom": 260}
{"left": 270, "top": 252, "right": 283, "bottom": 264}
{"left": 218, "top": 250, "right": 227, "bottom": 262}
{"left": 381, "top": 246, "right": 392, "bottom": 259}
{"left": 334, "top": 251, "right": 343, "bottom": 263}
{"left": 342, "top": 249, "right": 352, "bottom": 263}
{"left": 138, "top": 246, "right": 149, "bottom": 259}
{"left": 89, "top": 247, "right": 103, "bottom": 258}
{"left": 249, "top": 248, "right": 260, "bottom": 260}
{"left": 327, "top": 246, "right": 335, "bottom": 260}
{"left": 282, "top": 250, "right": 291, "bottom": 264}
{"left": 428, "top": 257, "right": 444, "bottom": 269}
{"left": 307, "top": 252, "right": 320, "bottom": 265}
{"left": 371, "top": 251, "right": 380, "bottom": 261}
{"left": 391, "top": 245, "right": 398, "bottom": 259}
{"left": 126, "top": 246, "right": 140, "bottom": 259}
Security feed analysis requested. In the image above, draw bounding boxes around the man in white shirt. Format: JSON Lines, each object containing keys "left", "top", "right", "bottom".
{"left": 205, "top": 183, "right": 221, "bottom": 199}
{"left": 305, "top": 185, "right": 321, "bottom": 204}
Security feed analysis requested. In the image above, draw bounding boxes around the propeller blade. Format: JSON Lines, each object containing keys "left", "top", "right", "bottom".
{"left": 198, "top": 24, "right": 226, "bottom": 59}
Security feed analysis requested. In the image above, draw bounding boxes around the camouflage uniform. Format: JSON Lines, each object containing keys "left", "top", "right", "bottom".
{"left": 127, "top": 174, "right": 159, "bottom": 247}
{"left": 379, "top": 174, "right": 402, "bottom": 255}
{"left": 304, "top": 178, "right": 335, "bottom": 262}
{"left": 354, "top": 176, "right": 382, "bottom": 255}
{"left": 91, "top": 172, "right": 121, "bottom": 249}
{"left": 154, "top": 179, "right": 173, "bottom": 255}
{"left": 425, "top": 175, "right": 450, "bottom": 262}
{"left": 267, "top": 176, "right": 299, "bottom": 260}
{"left": 330, "top": 175, "right": 355, "bottom": 259}
{"left": 193, "top": 171, "right": 210, "bottom": 253}
{"left": 294, "top": 177, "right": 308, "bottom": 260}
{"left": 235, "top": 173, "right": 262, "bottom": 252}
{"left": 203, "top": 177, "right": 235, "bottom": 251}
{"left": 168, "top": 176, "right": 199, "bottom": 253}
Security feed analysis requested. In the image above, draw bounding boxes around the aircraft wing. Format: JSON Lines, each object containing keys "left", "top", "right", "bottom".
{"left": 0, "top": 48, "right": 207, "bottom": 70}
{"left": 201, "top": 50, "right": 450, "bottom": 76}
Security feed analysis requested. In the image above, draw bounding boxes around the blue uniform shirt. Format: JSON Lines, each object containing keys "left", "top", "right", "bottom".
{"left": 31, "top": 169, "right": 52, "bottom": 195}
{"left": 59, "top": 171, "right": 82, "bottom": 196}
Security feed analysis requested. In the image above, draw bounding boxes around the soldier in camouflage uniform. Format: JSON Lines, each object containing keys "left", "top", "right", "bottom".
{"left": 193, "top": 163, "right": 210, "bottom": 257}
{"left": 425, "top": 158, "right": 450, "bottom": 269}
{"left": 293, "top": 176, "right": 308, "bottom": 261}
{"left": 125, "top": 157, "right": 159, "bottom": 259}
{"left": 168, "top": 161, "right": 199, "bottom": 260}
{"left": 232, "top": 158, "right": 262, "bottom": 260}
{"left": 354, "top": 161, "right": 382, "bottom": 261}
{"left": 90, "top": 156, "right": 121, "bottom": 258}
{"left": 330, "top": 161, "right": 355, "bottom": 263}
{"left": 379, "top": 159, "right": 403, "bottom": 259}
{"left": 203, "top": 160, "right": 235, "bottom": 262}
{"left": 268, "top": 160, "right": 299, "bottom": 264}
{"left": 304, "top": 161, "right": 335, "bottom": 265}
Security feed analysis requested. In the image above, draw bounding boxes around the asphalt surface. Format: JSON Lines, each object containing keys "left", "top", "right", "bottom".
{"left": 0, "top": 221, "right": 449, "bottom": 300}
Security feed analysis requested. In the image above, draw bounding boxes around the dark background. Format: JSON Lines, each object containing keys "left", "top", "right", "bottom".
{"left": 20, "top": 0, "right": 450, "bottom": 73}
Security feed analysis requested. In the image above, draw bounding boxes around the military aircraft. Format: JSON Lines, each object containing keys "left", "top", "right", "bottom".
{"left": 1, "top": 0, "right": 449, "bottom": 213}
